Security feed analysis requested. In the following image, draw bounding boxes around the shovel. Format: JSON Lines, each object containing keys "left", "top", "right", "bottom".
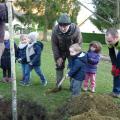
{"left": 45, "top": 76, "right": 66, "bottom": 94}
{"left": 57, "top": 76, "right": 66, "bottom": 88}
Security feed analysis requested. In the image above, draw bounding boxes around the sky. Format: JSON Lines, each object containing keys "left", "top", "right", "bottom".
{"left": 77, "top": 0, "right": 102, "bottom": 33}
{"left": 77, "top": 0, "right": 94, "bottom": 24}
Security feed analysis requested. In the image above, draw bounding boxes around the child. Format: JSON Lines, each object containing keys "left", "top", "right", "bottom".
{"left": 105, "top": 28, "right": 120, "bottom": 98}
{"left": 1, "top": 31, "right": 17, "bottom": 82}
{"left": 83, "top": 41, "right": 102, "bottom": 93}
{"left": 26, "top": 32, "right": 47, "bottom": 86}
{"left": 66, "top": 43, "right": 87, "bottom": 96}
{"left": 17, "top": 34, "right": 30, "bottom": 85}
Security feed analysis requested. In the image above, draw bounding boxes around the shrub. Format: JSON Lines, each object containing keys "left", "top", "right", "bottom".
{"left": 82, "top": 32, "right": 105, "bottom": 44}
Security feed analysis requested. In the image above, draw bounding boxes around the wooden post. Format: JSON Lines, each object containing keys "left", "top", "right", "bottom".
{"left": 116, "top": 0, "right": 120, "bottom": 28}
{"left": 6, "top": 1, "right": 17, "bottom": 120}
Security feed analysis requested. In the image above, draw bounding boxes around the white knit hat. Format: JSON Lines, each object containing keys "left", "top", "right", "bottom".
{"left": 28, "top": 32, "right": 38, "bottom": 43}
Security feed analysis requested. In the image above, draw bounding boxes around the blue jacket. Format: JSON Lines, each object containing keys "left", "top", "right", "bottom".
{"left": 30, "top": 41, "right": 43, "bottom": 66}
{"left": 17, "top": 45, "right": 28, "bottom": 64}
{"left": 86, "top": 51, "right": 100, "bottom": 73}
{"left": 68, "top": 52, "right": 87, "bottom": 81}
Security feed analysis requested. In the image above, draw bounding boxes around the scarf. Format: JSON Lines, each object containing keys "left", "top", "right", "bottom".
{"left": 18, "top": 43, "right": 27, "bottom": 49}
{"left": 26, "top": 41, "right": 36, "bottom": 62}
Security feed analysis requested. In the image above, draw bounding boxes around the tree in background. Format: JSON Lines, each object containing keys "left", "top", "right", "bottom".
{"left": 14, "top": 0, "right": 80, "bottom": 40}
{"left": 0, "top": 0, "right": 5, "bottom": 2}
{"left": 91, "top": 0, "right": 120, "bottom": 31}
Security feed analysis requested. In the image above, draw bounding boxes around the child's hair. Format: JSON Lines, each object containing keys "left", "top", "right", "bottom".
{"left": 106, "top": 28, "right": 118, "bottom": 37}
{"left": 20, "top": 34, "right": 28, "bottom": 40}
{"left": 4, "top": 31, "right": 10, "bottom": 40}
{"left": 69, "top": 43, "right": 81, "bottom": 53}
{"left": 89, "top": 41, "right": 102, "bottom": 53}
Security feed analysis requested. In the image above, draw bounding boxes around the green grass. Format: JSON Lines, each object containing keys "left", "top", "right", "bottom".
{"left": 0, "top": 42, "right": 117, "bottom": 112}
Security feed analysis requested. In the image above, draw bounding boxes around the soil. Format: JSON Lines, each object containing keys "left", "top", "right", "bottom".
{"left": 50, "top": 93, "right": 120, "bottom": 120}
{"left": 1, "top": 93, "right": 120, "bottom": 120}
{"left": 0, "top": 99, "right": 48, "bottom": 120}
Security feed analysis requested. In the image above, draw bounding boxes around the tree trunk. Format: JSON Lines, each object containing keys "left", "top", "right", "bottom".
{"left": 43, "top": 14, "right": 48, "bottom": 41}
{"left": 116, "top": 0, "right": 120, "bottom": 28}
{"left": 7, "top": 1, "right": 17, "bottom": 120}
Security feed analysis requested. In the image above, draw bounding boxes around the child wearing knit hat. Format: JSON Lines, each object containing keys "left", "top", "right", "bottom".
{"left": 25, "top": 32, "right": 47, "bottom": 86}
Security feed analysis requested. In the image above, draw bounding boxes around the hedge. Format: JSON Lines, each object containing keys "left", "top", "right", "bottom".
{"left": 82, "top": 32, "right": 105, "bottom": 44}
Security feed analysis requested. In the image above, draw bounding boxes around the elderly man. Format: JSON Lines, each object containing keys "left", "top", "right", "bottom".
{"left": 51, "top": 13, "right": 83, "bottom": 89}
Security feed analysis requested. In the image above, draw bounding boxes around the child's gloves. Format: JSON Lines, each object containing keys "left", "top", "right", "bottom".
{"left": 29, "top": 62, "right": 33, "bottom": 66}
{"left": 17, "top": 58, "right": 22, "bottom": 63}
{"left": 88, "top": 58, "right": 94, "bottom": 64}
{"left": 65, "top": 74, "right": 69, "bottom": 79}
{"left": 111, "top": 65, "right": 120, "bottom": 77}
{"left": 111, "top": 65, "right": 116, "bottom": 73}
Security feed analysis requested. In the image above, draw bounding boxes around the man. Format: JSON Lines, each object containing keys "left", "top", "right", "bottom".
{"left": 51, "top": 13, "right": 83, "bottom": 89}
{"left": 0, "top": 3, "right": 8, "bottom": 65}
{"left": 105, "top": 28, "right": 120, "bottom": 98}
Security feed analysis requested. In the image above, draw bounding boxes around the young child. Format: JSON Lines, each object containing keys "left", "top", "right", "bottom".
{"left": 66, "top": 43, "right": 87, "bottom": 96}
{"left": 26, "top": 32, "right": 47, "bottom": 86}
{"left": 83, "top": 41, "right": 102, "bottom": 93}
{"left": 1, "top": 31, "right": 17, "bottom": 82}
{"left": 17, "top": 34, "right": 30, "bottom": 85}
{"left": 105, "top": 28, "right": 120, "bottom": 98}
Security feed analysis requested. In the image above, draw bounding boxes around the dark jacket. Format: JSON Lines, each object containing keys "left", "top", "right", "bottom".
{"left": 0, "top": 3, "right": 8, "bottom": 22}
{"left": 30, "top": 41, "right": 43, "bottom": 66}
{"left": 109, "top": 47, "right": 120, "bottom": 69}
{"left": 0, "top": 3, "right": 8, "bottom": 42}
{"left": 86, "top": 51, "right": 100, "bottom": 73}
{"left": 1, "top": 40, "right": 17, "bottom": 69}
{"left": 17, "top": 44, "right": 28, "bottom": 64}
{"left": 51, "top": 23, "right": 82, "bottom": 60}
{"left": 68, "top": 52, "right": 87, "bottom": 81}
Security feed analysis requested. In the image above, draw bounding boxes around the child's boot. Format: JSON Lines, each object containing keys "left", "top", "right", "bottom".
{"left": 91, "top": 87, "right": 95, "bottom": 93}
{"left": 0, "top": 95, "right": 3, "bottom": 99}
{"left": 7, "top": 77, "right": 13, "bottom": 83}
{"left": 2, "top": 77, "right": 7, "bottom": 82}
{"left": 83, "top": 87, "right": 88, "bottom": 92}
{"left": 42, "top": 80, "right": 47, "bottom": 86}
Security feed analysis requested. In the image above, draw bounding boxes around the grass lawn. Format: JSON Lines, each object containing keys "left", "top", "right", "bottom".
{"left": 0, "top": 41, "right": 116, "bottom": 112}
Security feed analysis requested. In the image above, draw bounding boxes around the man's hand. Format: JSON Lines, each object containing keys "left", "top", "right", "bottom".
{"left": 57, "top": 57, "right": 63, "bottom": 66}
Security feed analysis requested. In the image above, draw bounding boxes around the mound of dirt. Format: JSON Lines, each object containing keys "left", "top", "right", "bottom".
{"left": 70, "top": 109, "right": 119, "bottom": 120}
{"left": 51, "top": 93, "right": 120, "bottom": 120}
{"left": 0, "top": 99, "right": 48, "bottom": 120}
